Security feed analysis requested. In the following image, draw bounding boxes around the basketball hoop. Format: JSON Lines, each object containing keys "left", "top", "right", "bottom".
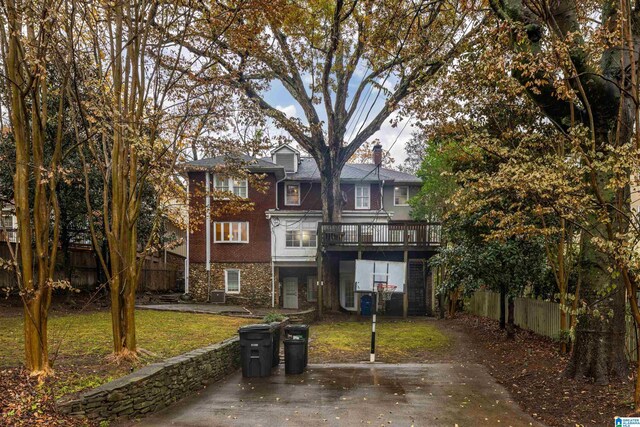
{"left": 376, "top": 283, "right": 397, "bottom": 301}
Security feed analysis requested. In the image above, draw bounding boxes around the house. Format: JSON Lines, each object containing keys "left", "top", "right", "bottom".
{"left": 183, "top": 143, "right": 441, "bottom": 315}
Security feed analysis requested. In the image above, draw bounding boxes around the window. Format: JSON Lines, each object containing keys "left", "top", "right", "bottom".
{"left": 285, "top": 221, "right": 317, "bottom": 248}
{"left": 213, "top": 175, "right": 248, "bottom": 198}
{"left": 276, "top": 153, "right": 296, "bottom": 172}
{"left": 355, "top": 185, "right": 370, "bottom": 209}
{"left": 394, "top": 186, "right": 410, "bottom": 206}
{"left": 214, "top": 222, "right": 249, "bottom": 243}
{"left": 225, "top": 269, "right": 240, "bottom": 293}
{"left": 285, "top": 183, "right": 300, "bottom": 206}
{"left": 1, "top": 214, "right": 16, "bottom": 242}
{"left": 307, "top": 276, "right": 317, "bottom": 302}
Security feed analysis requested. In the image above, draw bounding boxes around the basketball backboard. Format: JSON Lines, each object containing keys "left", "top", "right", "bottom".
{"left": 354, "top": 260, "right": 406, "bottom": 293}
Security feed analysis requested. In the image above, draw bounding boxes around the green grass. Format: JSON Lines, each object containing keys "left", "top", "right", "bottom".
{"left": 0, "top": 310, "right": 254, "bottom": 396}
{"left": 309, "top": 319, "right": 450, "bottom": 363}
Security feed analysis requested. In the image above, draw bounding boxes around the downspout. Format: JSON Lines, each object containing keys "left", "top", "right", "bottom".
{"left": 185, "top": 179, "right": 190, "bottom": 294}
{"left": 271, "top": 171, "right": 287, "bottom": 308}
{"left": 205, "top": 171, "right": 211, "bottom": 302}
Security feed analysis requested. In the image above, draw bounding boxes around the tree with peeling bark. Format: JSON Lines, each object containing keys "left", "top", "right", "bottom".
{"left": 66, "top": 0, "right": 206, "bottom": 358}
{"left": 0, "top": 0, "right": 73, "bottom": 375}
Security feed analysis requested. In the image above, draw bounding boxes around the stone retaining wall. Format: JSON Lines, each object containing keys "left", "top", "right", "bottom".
{"left": 58, "top": 334, "right": 245, "bottom": 421}
{"left": 289, "top": 308, "right": 317, "bottom": 324}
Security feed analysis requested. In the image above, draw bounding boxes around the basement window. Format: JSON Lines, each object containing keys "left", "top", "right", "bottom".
{"left": 225, "top": 269, "right": 241, "bottom": 294}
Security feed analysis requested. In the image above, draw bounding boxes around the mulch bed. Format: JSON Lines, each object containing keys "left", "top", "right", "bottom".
{"left": 450, "top": 313, "right": 634, "bottom": 427}
{"left": 0, "top": 368, "right": 94, "bottom": 427}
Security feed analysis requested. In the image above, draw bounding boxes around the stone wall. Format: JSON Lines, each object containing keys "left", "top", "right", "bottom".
{"left": 189, "top": 261, "right": 276, "bottom": 307}
{"left": 58, "top": 336, "right": 241, "bottom": 421}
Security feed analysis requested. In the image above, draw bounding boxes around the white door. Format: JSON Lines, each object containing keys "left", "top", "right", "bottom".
{"left": 283, "top": 277, "right": 299, "bottom": 309}
{"left": 340, "top": 274, "right": 356, "bottom": 311}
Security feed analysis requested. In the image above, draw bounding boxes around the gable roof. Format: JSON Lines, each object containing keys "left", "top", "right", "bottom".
{"left": 286, "top": 157, "right": 421, "bottom": 184}
{"left": 270, "top": 143, "right": 300, "bottom": 155}
{"left": 182, "top": 154, "right": 421, "bottom": 184}
{"left": 182, "top": 154, "right": 285, "bottom": 179}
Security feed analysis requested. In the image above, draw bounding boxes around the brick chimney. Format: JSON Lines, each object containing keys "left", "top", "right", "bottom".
{"left": 372, "top": 143, "right": 383, "bottom": 166}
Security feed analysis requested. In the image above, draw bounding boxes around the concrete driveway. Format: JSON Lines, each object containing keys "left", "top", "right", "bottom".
{"left": 125, "top": 363, "right": 542, "bottom": 427}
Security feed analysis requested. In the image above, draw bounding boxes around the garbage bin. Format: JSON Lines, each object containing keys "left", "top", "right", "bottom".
{"left": 238, "top": 324, "right": 274, "bottom": 377}
{"left": 284, "top": 339, "right": 305, "bottom": 374}
{"left": 360, "top": 294, "right": 372, "bottom": 316}
{"left": 270, "top": 322, "right": 282, "bottom": 367}
{"left": 284, "top": 324, "right": 309, "bottom": 367}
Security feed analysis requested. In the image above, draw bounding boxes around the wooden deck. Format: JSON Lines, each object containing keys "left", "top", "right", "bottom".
{"left": 318, "top": 222, "right": 441, "bottom": 251}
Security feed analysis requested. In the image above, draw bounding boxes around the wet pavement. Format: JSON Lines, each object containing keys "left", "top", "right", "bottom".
{"left": 126, "top": 363, "right": 543, "bottom": 427}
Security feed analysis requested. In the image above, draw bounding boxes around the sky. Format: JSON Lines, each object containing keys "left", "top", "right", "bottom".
{"left": 261, "top": 75, "right": 416, "bottom": 165}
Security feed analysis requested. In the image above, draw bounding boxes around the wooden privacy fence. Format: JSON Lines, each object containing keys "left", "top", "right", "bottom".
{"left": 467, "top": 290, "right": 639, "bottom": 361}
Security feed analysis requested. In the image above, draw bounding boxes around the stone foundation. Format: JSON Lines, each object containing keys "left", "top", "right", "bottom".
{"left": 189, "top": 262, "right": 276, "bottom": 307}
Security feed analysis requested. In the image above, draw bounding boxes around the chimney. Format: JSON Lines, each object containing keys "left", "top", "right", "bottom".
{"left": 372, "top": 143, "right": 382, "bottom": 166}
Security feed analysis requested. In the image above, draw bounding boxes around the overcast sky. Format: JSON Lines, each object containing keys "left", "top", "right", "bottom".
{"left": 262, "top": 76, "right": 415, "bottom": 165}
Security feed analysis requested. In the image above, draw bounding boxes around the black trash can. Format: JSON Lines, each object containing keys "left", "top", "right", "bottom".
{"left": 284, "top": 339, "right": 305, "bottom": 374}
{"left": 284, "top": 324, "right": 310, "bottom": 367}
{"left": 238, "top": 324, "right": 274, "bottom": 377}
{"left": 270, "top": 322, "right": 282, "bottom": 367}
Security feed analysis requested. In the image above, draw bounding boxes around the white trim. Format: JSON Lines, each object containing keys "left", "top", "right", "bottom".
{"left": 213, "top": 221, "right": 249, "bottom": 243}
{"left": 185, "top": 179, "right": 190, "bottom": 294}
{"left": 355, "top": 184, "right": 371, "bottom": 210}
{"left": 205, "top": 173, "right": 211, "bottom": 272}
{"left": 224, "top": 269, "right": 241, "bottom": 294}
{"left": 284, "top": 182, "right": 301, "bottom": 206}
{"left": 270, "top": 143, "right": 300, "bottom": 155}
{"left": 393, "top": 186, "right": 410, "bottom": 206}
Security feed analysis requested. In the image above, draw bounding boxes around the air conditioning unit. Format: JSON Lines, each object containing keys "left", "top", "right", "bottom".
{"left": 210, "top": 290, "right": 226, "bottom": 304}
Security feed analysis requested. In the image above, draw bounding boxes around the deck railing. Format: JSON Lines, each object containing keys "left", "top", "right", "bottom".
{"left": 318, "top": 222, "right": 441, "bottom": 248}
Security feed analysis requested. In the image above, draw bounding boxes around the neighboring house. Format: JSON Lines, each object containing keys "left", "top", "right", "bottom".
{"left": 183, "top": 143, "right": 441, "bottom": 315}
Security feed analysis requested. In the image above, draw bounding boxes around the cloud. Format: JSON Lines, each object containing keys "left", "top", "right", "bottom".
{"left": 366, "top": 112, "right": 415, "bottom": 163}
{"left": 276, "top": 104, "right": 298, "bottom": 118}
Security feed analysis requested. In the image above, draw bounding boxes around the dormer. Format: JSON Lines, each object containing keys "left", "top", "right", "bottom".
{"left": 271, "top": 143, "right": 300, "bottom": 173}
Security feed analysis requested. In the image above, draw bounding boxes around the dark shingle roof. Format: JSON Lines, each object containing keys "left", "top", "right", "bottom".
{"left": 183, "top": 154, "right": 285, "bottom": 180}
{"left": 183, "top": 154, "right": 420, "bottom": 184}
{"left": 287, "top": 157, "right": 421, "bottom": 183}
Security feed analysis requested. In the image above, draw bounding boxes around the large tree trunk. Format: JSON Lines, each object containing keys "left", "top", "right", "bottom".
{"left": 565, "top": 240, "right": 627, "bottom": 384}
{"left": 318, "top": 157, "right": 344, "bottom": 312}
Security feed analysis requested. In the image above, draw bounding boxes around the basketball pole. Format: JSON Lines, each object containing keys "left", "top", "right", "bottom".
{"left": 370, "top": 291, "right": 376, "bottom": 362}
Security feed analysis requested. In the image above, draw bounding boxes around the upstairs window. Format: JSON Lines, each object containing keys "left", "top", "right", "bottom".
{"left": 225, "top": 269, "right": 241, "bottom": 293}
{"left": 214, "top": 222, "right": 249, "bottom": 243}
{"left": 394, "top": 186, "right": 410, "bottom": 206}
{"left": 355, "top": 184, "right": 370, "bottom": 209}
{"left": 276, "top": 153, "right": 296, "bottom": 172}
{"left": 285, "top": 183, "right": 301, "bottom": 206}
{"left": 285, "top": 221, "right": 317, "bottom": 248}
{"left": 213, "top": 175, "right": 248, "bottom": 198}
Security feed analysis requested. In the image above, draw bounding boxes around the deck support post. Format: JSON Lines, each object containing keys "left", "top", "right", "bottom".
{"left": 317, "top": 248, "right": 323, "bottom": 320}
{"left": 403, "top": 250, "right": 409, "bottom": 319}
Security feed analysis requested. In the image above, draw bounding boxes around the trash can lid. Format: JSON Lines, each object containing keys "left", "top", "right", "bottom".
{"left": 239, "top": 323, "right": 272, "bottom": 332}
{"left": 285, "top": 324, "right": 309, "bottom": 331}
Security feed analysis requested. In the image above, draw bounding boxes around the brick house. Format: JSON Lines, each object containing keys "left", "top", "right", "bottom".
{"left": 184, "top": 144, "right": 440, "bottom": 315}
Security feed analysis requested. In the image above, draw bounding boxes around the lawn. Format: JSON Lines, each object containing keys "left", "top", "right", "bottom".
{"left": 0, "top": 310, "right": 254, "bottom": 397}
{"left": 309, "top": 318, "right": 451, "bottom": 363}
